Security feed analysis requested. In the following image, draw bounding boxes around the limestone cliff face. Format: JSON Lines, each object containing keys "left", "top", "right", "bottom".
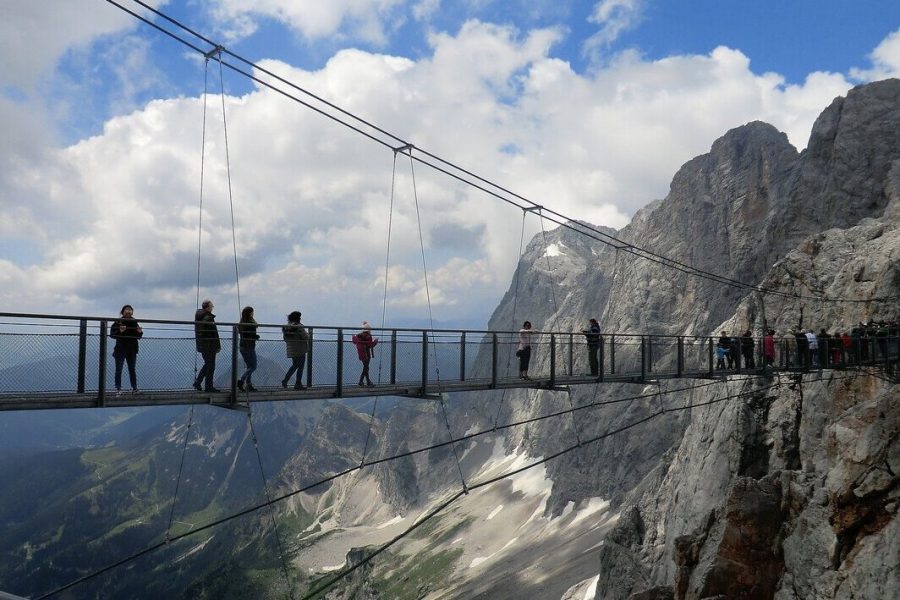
{"left": 469, "top": 79, "right": 900, "bottom": 599}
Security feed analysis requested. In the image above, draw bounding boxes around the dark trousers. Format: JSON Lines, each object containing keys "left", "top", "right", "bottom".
{"left": 284, "top": 355, "right": 306, "bottom": 387}
{"left": 358, "top": 358, "right": 372, "bottom": 385}
{"left": 518, "top": 346, "right": 532, "bottom": 373}
{"left": 240, "top": 347, "right": 257, "bottom": 384}
{"left": 114, "top": 351, "right": 137, "bottom": 390}
{"left": 195, "top": 350, "right": 217, "bottom": 389}
{"left": 587, "top": 346, "right": 599, "bottom": 375}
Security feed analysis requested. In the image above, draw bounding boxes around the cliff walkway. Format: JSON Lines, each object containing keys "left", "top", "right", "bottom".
{"left": 2, "top": 312, "right": 897, "bottom": 412}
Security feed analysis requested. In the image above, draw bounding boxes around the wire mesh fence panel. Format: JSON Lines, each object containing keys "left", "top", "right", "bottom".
{"left": 608, "top": 335, "right": 643, "bottom": 376}
{"left": 0, "top": 332, "right": 82, "bottom": 393}
{"left": 647, "top": 337, "right": 678, "bottom": 375}
{"left": 683, "top": 337, "right": 714, "bottom": 373}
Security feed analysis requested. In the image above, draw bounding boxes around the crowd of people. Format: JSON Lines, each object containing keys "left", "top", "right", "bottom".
{"left": 108, "top": 300, "right": 378, "bottom": 395}
{"left": 710, "top": 321, "right": 899, "bottom": 371}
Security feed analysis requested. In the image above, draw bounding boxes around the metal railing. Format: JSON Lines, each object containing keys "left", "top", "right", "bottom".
{"left": 0, "top": 312, "right": 897, "bottom": 409}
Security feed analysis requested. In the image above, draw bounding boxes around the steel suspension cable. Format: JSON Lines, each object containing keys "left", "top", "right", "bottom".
{"left": 193, "top": 58, "right": 211, "bottom": 377}
{"left": 492, "top": 211, "right": 528, "bottom": 430}
{"left": 164, "top": 406, "right": 196, "bottom": 542}
{"left": 215, "top": 53, "right": 243, "bottom": 313}
{"left": 361, "top": 153, "right": 400, "bottom": 465}
{"left": 246, "top": 412, "right": 295, "bottom": 600}
{"left": 407, "top": 151, "right": 468, "bottom": 493}
{"left": 39, "top": 371, "right": 866, "bottom": 599}
{"left": 104, "top": 0, "right": 900, "bottom": 305}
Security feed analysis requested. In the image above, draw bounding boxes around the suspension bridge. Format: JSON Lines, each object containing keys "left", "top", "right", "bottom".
{"left": 2, "top": 311, "right": 897, "bottom": 412}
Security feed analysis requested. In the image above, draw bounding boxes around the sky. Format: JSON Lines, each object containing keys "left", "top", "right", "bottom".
{"left": 1, "top": 0, "right": 899, "bottom": 329}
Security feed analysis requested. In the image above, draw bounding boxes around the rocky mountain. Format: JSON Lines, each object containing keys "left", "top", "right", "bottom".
{"left": 2, "top": 79, "right": 897, "bottom": 600}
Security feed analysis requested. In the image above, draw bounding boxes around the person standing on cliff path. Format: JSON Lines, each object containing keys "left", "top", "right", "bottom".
{"left": 193, "top": 299, "right": 221, "bottom": 392}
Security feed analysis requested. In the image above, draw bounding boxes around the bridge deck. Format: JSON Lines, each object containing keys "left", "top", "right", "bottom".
{"left": 0, "top": 366, "right": 880, "bottom": 412}
{"left": 1, "top": 312, "right": 896, "bottom": 412}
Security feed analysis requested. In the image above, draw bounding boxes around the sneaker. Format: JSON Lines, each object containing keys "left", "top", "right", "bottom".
{"left": 116, "top": 390, "right": 124, "bottom": 397}
{"left": 132, "top": 389, "right": 140, "bottom": 395}
{"left": 247, "top": 384, "right": 257, "bottom": 392}
{"left": 281, "top": 380, "right": 288, "bottom": 389}
{"left": 206, "top": 387, "right": 221, "bottom": 393}
{"left": 237, "top": 380, "right": 245, "bottom": 392}
{"left": 192, "top": 381, "right": 202, "bottom": 391}
{"left": 294, "top": 384, "right": 306, "bottom": 390}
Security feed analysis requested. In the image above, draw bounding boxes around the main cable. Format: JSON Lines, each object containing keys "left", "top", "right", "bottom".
{"left": 103, "top": 0, "right": 900, "bottom": 305}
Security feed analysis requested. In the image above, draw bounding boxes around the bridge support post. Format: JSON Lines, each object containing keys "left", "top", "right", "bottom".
{"left": 390, "top": 330, "right": 397, "bottom": 384}
{"left": 708, "top": 337, "right": 714, "bottom": 377}
{"left": 598, "top": 335, "right": 605, "bottom": 382}
{"left": 77, "top": 319, "right": 87, "bottom": 394}
{"left": 307, "top": 327, "right": 314, "bottom": 388}
{"left": 230, "top": 326, "right": 238, "bottom": 405}
{"left": 491, "top": 333, "right": 498, "bottom": 389}
{"left": 646, "top": 336, "right": 653, "bottom": 374}
{"left": 610, "top": 335, "right": 616, "bottom": 375}
{"left": 550, "top": 333, "right": 556, "bottom": 387}
{"left": 98, "top": 320, "right": 107, "bottom": 407}
{"left": 421, "top": 331, "right": 428, "bottom": 395}
{"left": 568, "top": 332, "right": 574, "bottom": 377}
{"left": 640, "top": 336, "right": 647, "bottom": 382}
{"left": 336, "top": 329, "right": 344, "bottom": 398}
{"left": 677, "top": 336, "right": 683, "bottom": 378}
{"left": 460, "top": 331, "right": 466, "bottom": 382}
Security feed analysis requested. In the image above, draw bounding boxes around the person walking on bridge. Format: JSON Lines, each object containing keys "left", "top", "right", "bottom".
{"left": 517, "top": 321, "right": 533, "bottom": 379}
{"left": 110, "top": 304, "right": 142, "bottom": 395}
{"left": 281, "top": 311, "right": 309, "bottom": 389}
{"left": 193, "top": 299, "right": 221, "bottom": 392}
{"left": 582, "top": 318, "right": 601, "bottom": 376}
{"left": 352, "top": 322, "right": 378, "bottom": 387}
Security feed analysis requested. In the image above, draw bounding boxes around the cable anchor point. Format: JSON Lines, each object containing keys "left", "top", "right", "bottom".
{"left": 204, "top": 44, "right": 224, "bottom": 60}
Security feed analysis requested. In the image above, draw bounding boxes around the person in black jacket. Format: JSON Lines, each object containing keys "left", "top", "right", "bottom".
{"left": 193, "top": 299, "right": 221, "bottom": 392}
{"left": 110, "top": 304, "right": 143, "bottom": 395}
{"left": 741, "top": 329, "right": 755, "bottom": 369}
{"left": 238, "top": 306, "right": 260, "bottom": 392}
{"left": 582, "top": 318, "right": 601, "bottom": 376}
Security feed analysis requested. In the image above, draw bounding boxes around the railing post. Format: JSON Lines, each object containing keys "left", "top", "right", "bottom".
{"left": 230, "top": 326, "right": 238, "bottom": 405}
{"left": 421, "top": 331, "right": 428, "bottom": 395}
{"left": 568, "top": 332, "right": 574, "bottom": 377}
{"left": 306, "top": 327, "right": 314, "bottom": 388}
{"left": 550, "top": 333, "right": 556, "bottom": 387}
{"left": 77, "top": 319, "right": 87, "bottom": 394}
{"left": 677, "top": 336, "right": 683, "bottom": 377}
{"left": 336, "top": 328, "right": 344, "bottom": 397}
{"left": 640, "top": 336, "right": 647, "bottom": 382}
{"left": 460, "top": 331, "right": 466, "bottom": 382}
{"left": 610, "top": 334, "right": 616, "bottom": 375}
{"left": 708, "top": 337, "right": 714, "bottom": 376}
{"left": 598, "top": 335, "right": 605, "bottom": 382}
{"left": 491, "top": 333, "right": 498, "bottom": 389}
{"left": 390, "top": 330, "right": 397, "bottom": 384}
{"left": 646, "top": 336, "right": 653, "bottom": 374}
{"left": 98, "top": 320, "right": 107, "bottom": 407}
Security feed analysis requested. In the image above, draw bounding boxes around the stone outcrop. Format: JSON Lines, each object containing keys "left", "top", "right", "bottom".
{"left": 464, "top": 79, "right": 900, "bottom": 599}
